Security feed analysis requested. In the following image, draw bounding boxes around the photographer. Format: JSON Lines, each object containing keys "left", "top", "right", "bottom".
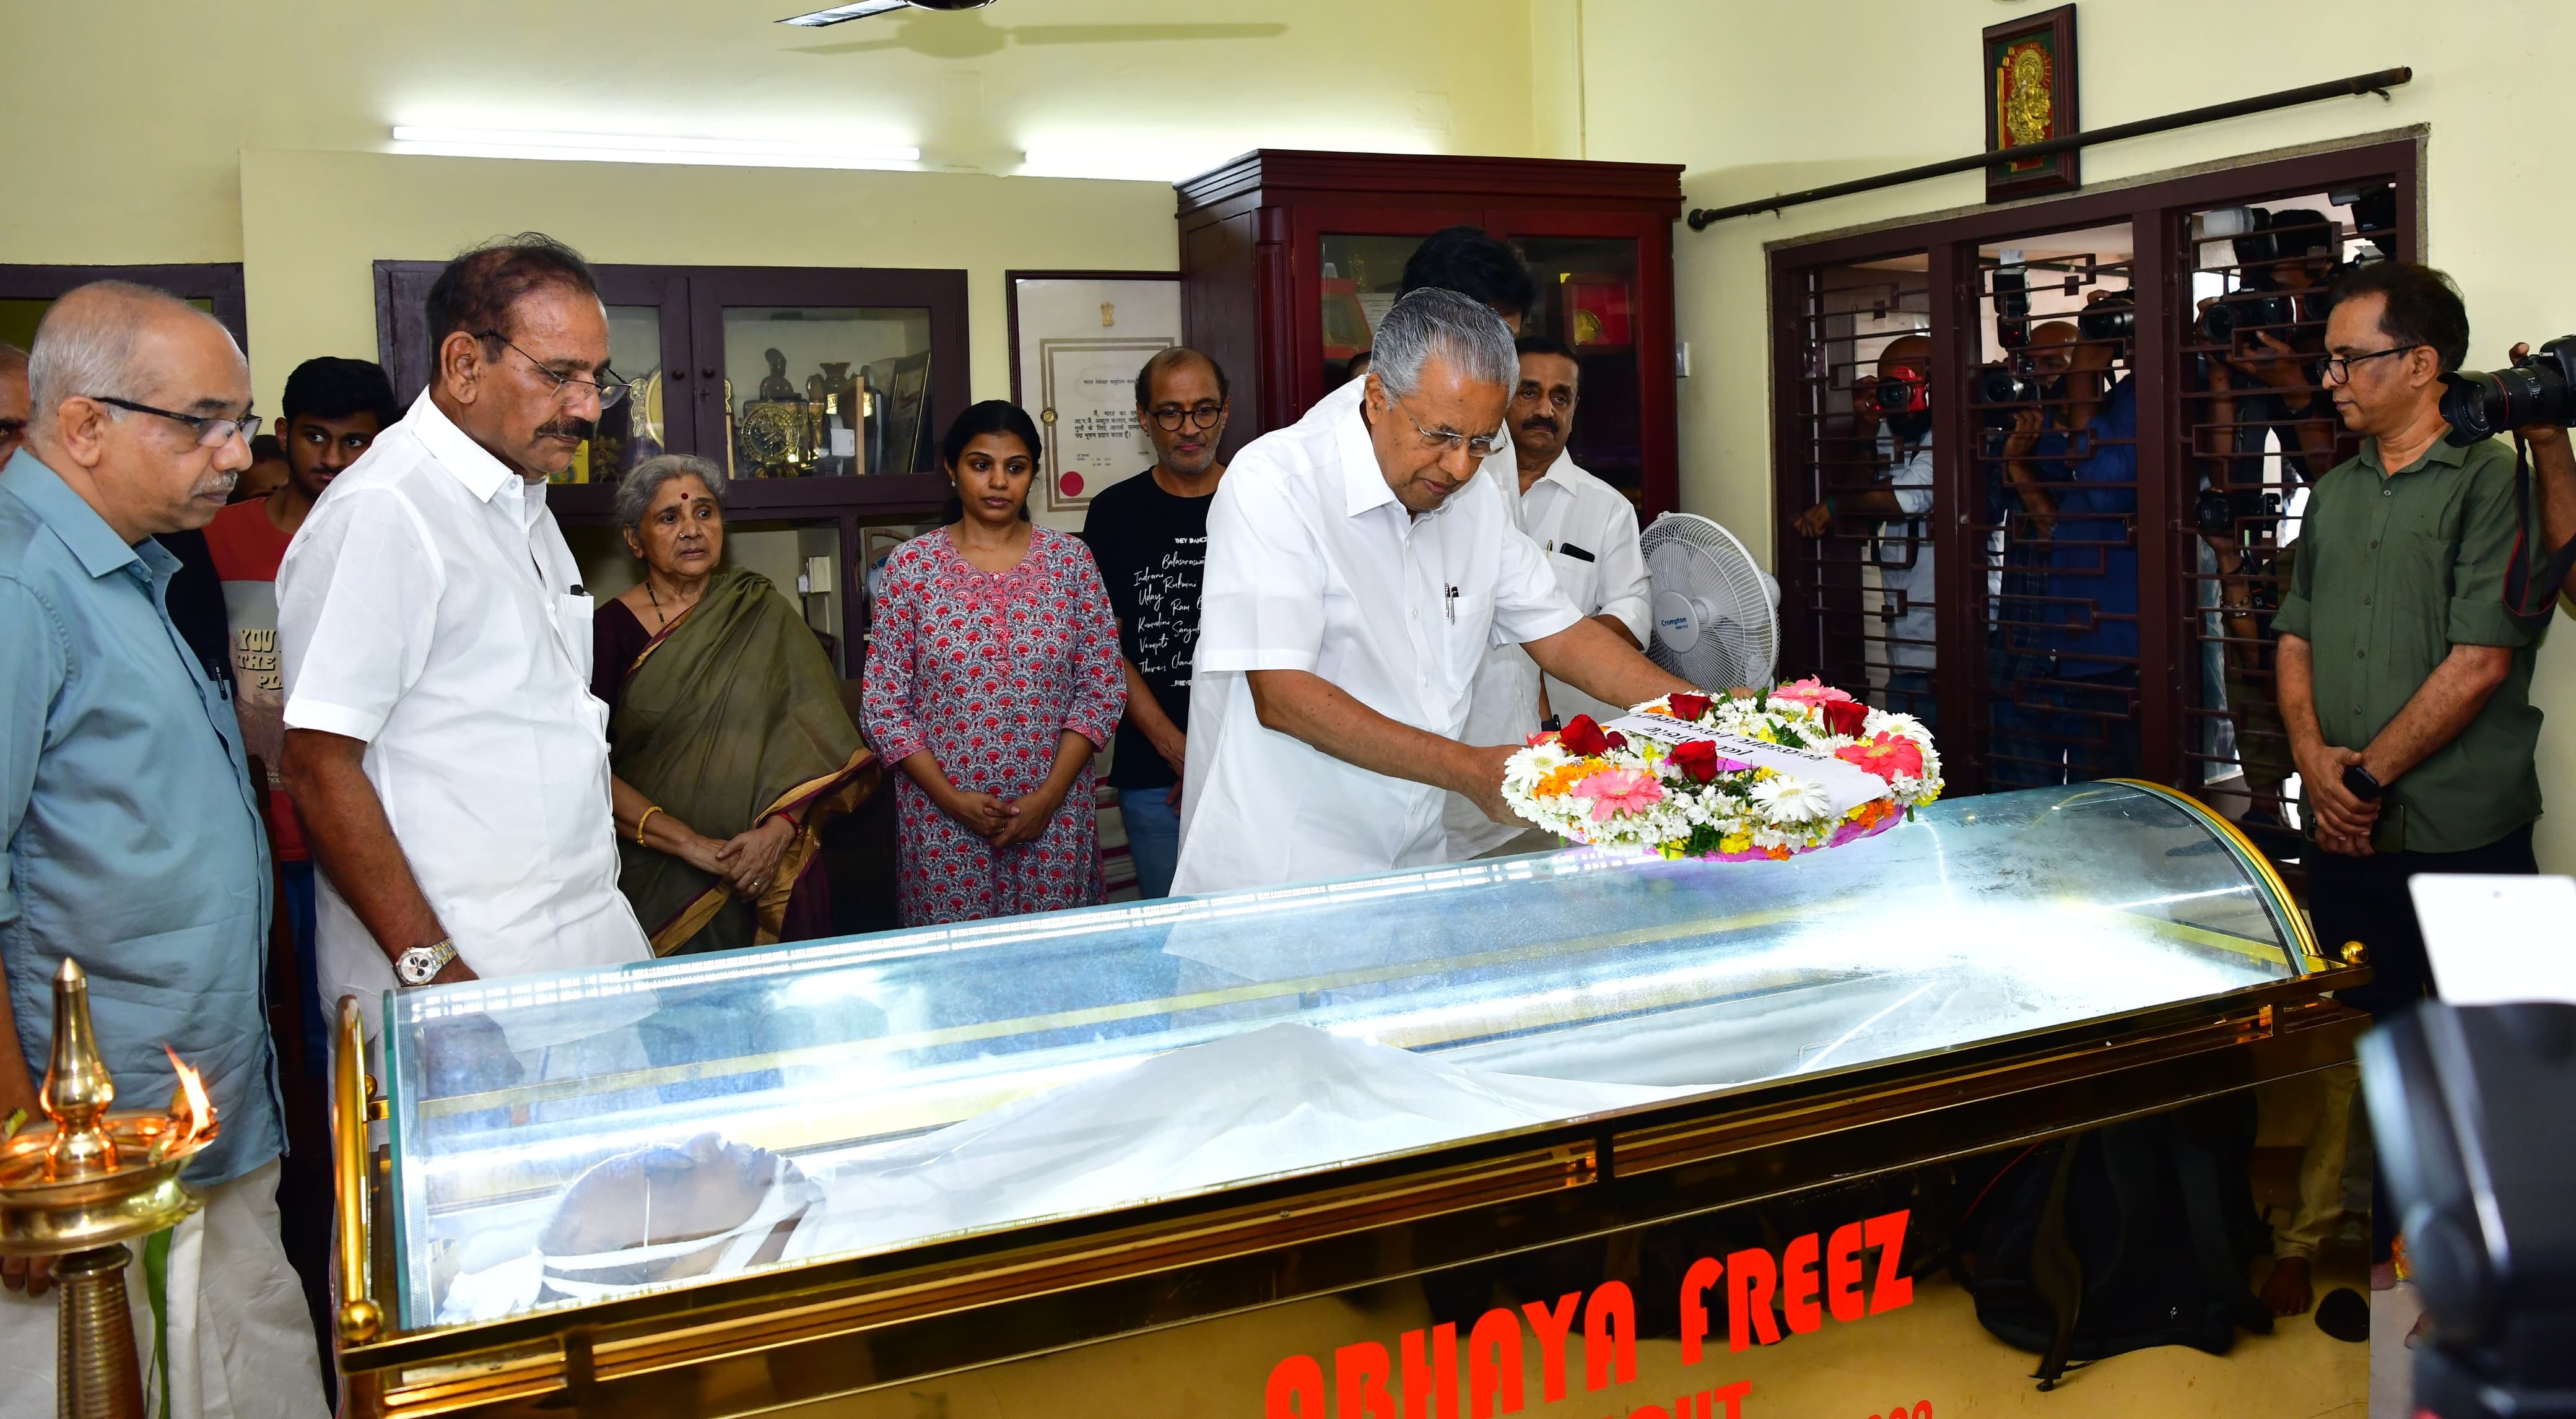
{"left": 1793, "top": 334, "right": 1936, "bottom": 726}
{"left": 2504, "top": 340, "right": 2576, "bottom": 614}
{"left": 1984, "top": 323, "right": 2076, "bottom": 789}
{"left": 1994, "top": 297, "right": 2141, "bottom": 782}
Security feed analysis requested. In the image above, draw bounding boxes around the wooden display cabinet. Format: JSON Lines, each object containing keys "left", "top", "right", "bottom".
{"left": 1175, "top": 150, "right": 1684, "bottom": 513}
{"left": 373, "top": 261, "right": 968, "bottom": 667}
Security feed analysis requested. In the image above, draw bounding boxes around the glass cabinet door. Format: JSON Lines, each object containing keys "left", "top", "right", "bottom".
{"left": 1316, "top": 232, "right": 1435, "bottom": 392}
{"left": 1308, "top": 227, "right": 1649, "bottom": 506}
{"left": 572, "top": 303, "right": 677, "bottom": 485}
{"left": 1510, "top": 235, "right": 1644, "bottom": 501}
{"left": 716, "top": 305, "right": 934, "bottom": 479}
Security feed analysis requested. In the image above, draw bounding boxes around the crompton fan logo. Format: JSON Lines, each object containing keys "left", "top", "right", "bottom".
{"left": 1261, "top": 1210, "right": 1913, "bottom": 1418}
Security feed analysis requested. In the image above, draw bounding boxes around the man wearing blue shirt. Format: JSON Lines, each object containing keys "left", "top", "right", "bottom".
{"left": 2017, "top": 318, "right": 2144, "bottom": 782}
{"left": 0, "top": 284, "right": 326, "bottom": 1415}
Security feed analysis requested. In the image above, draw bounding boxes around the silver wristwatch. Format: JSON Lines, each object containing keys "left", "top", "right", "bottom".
{"left": 394, "top": 939, "right": 458, "bottom": 987}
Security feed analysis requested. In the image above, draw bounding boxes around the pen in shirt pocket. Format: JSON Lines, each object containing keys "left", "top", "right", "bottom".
{"left": 1557, "top": 542, "right": 1596, "bottom": 563}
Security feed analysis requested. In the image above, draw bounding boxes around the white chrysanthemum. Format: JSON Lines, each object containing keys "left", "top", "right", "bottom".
{"left": 1749, "top": 773, "right": 1835, "bottom": 822}
{"left": 1503, "top": 742, "right": 1572, "bottom": 796}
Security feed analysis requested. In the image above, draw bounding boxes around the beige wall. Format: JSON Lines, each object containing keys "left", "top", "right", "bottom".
{"left": 2, "top": 0, "right": 1537, "bottom": 266}
{"left": 1577, "top": 0, "right": 2576, "bottom": 870}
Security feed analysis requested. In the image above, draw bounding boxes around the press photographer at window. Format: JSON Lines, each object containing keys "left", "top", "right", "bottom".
{"left": 1990, "top": 292, "right": 2143, "bottom": 783}
{"left": 1792, "top": 334, "right": 1936, "bottom": 726}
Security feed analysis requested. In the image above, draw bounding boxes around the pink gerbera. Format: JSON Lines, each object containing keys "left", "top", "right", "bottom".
{"left": 1835, "top": 731, "right": 1926, "bottom": 783}
{"left": 1769, "top": 675, "right": 1857, "bottom": 711}
{"left": 1570, "top": 766, "right": 1665, "bottom": 822}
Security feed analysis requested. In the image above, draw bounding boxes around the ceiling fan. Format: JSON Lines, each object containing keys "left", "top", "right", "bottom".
{"left": 778, "top": 0, "right": 992, "bottom": 25}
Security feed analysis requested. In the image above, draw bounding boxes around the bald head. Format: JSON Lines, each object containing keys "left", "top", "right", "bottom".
{"left": 29, "top": 282, "right": 243, "bottom": 439}
{"left": 27, "top": 282, "right": 253, "bottom": 542}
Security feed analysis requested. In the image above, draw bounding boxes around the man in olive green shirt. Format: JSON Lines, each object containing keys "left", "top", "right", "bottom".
{"left": 2274, "top": 261, "right": 2543, "bottom": 1028}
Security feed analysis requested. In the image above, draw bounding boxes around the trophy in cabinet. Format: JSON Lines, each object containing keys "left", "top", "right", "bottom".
{"left": 740, "top": 347, "right": 812, "bottom": 478}
{"left": 0, "top": 960, "right": 220, "bottom": 1418}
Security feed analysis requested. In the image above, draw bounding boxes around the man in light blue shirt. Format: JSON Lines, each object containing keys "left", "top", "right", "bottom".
{"left": 0, "top": 282, "right": 324, "bottom": 1415}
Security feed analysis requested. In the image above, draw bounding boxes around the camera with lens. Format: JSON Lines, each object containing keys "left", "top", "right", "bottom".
{"left": 1973, "top": 363, "right": 2042, "bottom": 430}
{"left": 2439, "top": 336, "right": 2576, "bottom": 445}
{"left": 2200, "top": 292, "right": 2305, "bottom": 347}
{"left": 2075, "top": 289, "right": 2135, "bottom": 346}
{"left": 1863, "top": 372, "right": 1926, "bottom": 417}
{"left": 2195, "top": 484, "right": 2281, "bottom": 537}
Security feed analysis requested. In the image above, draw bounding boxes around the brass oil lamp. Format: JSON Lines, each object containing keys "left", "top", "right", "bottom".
{"left": 0, "top": 958, "right": 219, "bottom": 1418}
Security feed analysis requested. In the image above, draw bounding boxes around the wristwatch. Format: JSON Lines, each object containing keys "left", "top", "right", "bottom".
{"left": 394, "top": 938, "right": 459, "bottom": 987}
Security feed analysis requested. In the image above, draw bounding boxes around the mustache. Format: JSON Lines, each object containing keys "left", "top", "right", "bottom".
{"left": 537, "top": 416, "right": 595, "bottom": 441}
{"left": 1520, "top": 416, "right": 1560, "bottom": 432}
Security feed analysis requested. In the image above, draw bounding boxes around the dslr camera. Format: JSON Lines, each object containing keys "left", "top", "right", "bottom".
{"left": 2441, "top": 336, "right": 2576, "bottom": 445}
{"left": 1972, "top": 363, "right": 2043, "bottom": 431}
{"left": 2075, "top": 289, "right": 2136, "bottom": 347}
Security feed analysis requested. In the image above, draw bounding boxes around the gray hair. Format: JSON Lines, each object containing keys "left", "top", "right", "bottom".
{"left": 1368, "top": 287, "right": 1518, "bottom": 401}
{"left": 27, "top": 282, "right": 238, "bottom": 436}
{"left": 614, "top": 453, "right": 728, "bottom": 536}
{"left": 0, "top": 342, "right": 26, "bottom": 379}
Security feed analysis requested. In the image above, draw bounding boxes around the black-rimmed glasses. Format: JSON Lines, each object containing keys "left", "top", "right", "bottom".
{"left": 2320, "top": 344, "right": 2423, "bottom": 384}
{"left": 1147, "top": 402, "right": 1226, "bottom": 432}
{"left": 476, "top": 331, "right": 633, "bottom": 409}
{"left": 89, "top": 396, "right": 261, "bottom": 448}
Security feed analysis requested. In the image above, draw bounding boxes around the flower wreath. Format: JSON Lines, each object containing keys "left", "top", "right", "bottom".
{"left": 1502, "top": 678, "right": 1944, "bottom": 862}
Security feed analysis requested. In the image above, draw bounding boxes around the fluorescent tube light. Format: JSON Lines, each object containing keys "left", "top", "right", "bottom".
{"left": 390, "top": 126, "right": 920, "bottom": 171}
{"left": 778, "top": 0, "right": 912, "bottom": 25}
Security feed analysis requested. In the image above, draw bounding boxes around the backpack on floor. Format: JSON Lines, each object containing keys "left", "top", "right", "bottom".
{"left": 1951, "top": 1098, "right": 2273, "bottom": 1390}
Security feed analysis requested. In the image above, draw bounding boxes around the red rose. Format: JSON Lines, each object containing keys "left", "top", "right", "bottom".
{"left": 1604, "top": 731, "right": 1629, "bottom": 751}
{"left": 1669, "top": 692, "right": 1713, "bottom": 723}
{"left": 1822, "top": 698, "right": 1870, "bottom": 739}
{"left": 1669, "top": 739, "right": 1721, "bottom": 783}
{"left": 1557, "top": 714, "right": 1611, "bottom": 757}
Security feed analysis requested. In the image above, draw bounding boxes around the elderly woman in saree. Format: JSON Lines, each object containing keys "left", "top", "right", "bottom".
{"left": 863, "top": 401, "right": 1126, "bottom": 926}
{"left": 596, "top": 454, "right": 877, "bottom": 955}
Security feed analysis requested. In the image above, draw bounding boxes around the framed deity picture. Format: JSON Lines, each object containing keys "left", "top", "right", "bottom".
{"left": 1983, "top": 4, "right": 2079, "bottom": 202}
{"left": 1006, "top": 271, "right": 1184, "bottom": 527}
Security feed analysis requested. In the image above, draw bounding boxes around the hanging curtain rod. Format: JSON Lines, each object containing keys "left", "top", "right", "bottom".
{"left": 1685, "top": 66, "right": 2412, "bottom": 231}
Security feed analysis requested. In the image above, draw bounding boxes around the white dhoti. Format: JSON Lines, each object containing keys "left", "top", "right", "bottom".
{"left": 0, "top": 1159, "right": 329, "bottom": 1419}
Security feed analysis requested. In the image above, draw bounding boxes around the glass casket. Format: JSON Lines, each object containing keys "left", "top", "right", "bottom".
{"left": 330, "top": 781, "right": 2364, "bottom": 1417}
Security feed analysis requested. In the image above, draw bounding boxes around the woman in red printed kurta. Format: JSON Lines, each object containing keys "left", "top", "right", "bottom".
{"left": 863, "top": 401, "right": 1126, "bottom": 926}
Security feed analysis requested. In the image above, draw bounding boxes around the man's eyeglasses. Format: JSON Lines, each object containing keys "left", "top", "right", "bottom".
{"left": 89, "top": 396, "right": 261, "bottom": 448}
{"left": 1388, "top": 389, "right": 1505, "bottom": 459}
{"left": 1147, "top": 402, "right": 1225, "bottom": 432}
{"left": 476, "top": 331, "right": 633, "bottom": 409}
{"left": 2320, "top": 344, "right": 2423, "bottom": 384}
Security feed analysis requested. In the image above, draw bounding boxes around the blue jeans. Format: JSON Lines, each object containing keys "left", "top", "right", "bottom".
{"left": 1117, "top": 787, "right": 1182, "bottom": 900}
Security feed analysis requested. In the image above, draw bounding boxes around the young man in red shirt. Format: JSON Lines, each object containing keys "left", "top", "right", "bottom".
{"left": 202, "top": 356, "right": 398, "bottom": 1070}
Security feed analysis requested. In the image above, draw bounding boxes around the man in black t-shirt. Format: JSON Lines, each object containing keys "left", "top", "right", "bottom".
{"left": 1079, "top": 347, "right": 1230, "bottom": 898}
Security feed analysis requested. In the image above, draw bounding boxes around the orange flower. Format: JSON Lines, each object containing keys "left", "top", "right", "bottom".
{"left": 1533, "top": 758, "right": 1607, "bottom": 798}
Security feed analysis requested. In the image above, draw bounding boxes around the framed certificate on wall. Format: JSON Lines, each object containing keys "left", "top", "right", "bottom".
{"left": 1007, "top": 271, "right": 1183, "bottom": 526}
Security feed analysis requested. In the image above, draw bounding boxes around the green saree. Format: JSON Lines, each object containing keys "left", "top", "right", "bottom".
{"left": 610, "top": 566, "right": 878, "bottom": 955}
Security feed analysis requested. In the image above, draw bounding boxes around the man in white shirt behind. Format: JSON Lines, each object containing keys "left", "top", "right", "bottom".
{"left": 1443, "top": 336, "right": 1651, "bottom": 859}
{"left": 280, "top": 234, "right": 650, "bottom": 1036}
{"left": 1173, "top": 290, "right": 1698, "bottom": 896}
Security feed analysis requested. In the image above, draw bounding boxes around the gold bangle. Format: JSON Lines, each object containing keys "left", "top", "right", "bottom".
{"left": 635, "top": 805, "right": 663, "bottom": 845}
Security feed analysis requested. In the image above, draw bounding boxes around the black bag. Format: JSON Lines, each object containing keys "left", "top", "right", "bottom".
{"left": 1951, "top": 1099, "right": 2273, "bottom": 1390}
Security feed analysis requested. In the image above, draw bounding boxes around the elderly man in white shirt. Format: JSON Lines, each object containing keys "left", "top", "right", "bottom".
{"left": 279, "top": 234, "right": 649, "bottom": 1033}
{"left": 1443, "top": 336, "right": 1652, "bottom": 859}
{"left": 1173, "top": 290, "right": 1698, "bottom": 896}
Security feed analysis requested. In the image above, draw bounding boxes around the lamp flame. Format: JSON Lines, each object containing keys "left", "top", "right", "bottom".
{"left": 163, "top": 1046, "right": 213, "bottom": 1151}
